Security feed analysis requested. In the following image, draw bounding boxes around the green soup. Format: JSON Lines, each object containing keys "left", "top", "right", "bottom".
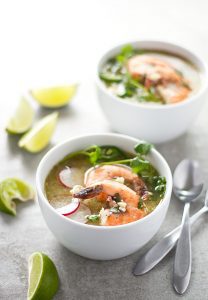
{"left": 45, "top": 144, "right": 166, "bottom": 226}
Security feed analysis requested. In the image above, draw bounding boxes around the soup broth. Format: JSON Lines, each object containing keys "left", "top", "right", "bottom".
{"left": 45, "top": 144, "right": 166, "bottom": 226}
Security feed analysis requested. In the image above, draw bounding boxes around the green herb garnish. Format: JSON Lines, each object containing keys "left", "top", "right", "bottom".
{"left": 62, "top": 145, "right": 101, "bottom": 165}
{"left": 139, "top": 92, "right": 163, "bottom": 104}
{"left": 130, "top": 157, "right": 150, "bottom": 174}
{"left": 99, "top": 145, "right": 127, "bottom": 162}
{"left": 134, "top": 142, "right": 153, "bottom": 155}
{"left": 99, "top": 73, "right": 123, "bottom": 83}
{"left": 63, "top": 141, "right": 153, "bottom": 174}
{"left": 63, "top": 145, "right": 126, "bottom": 165}
{"left": 154, "top": 176, "right": 166, "bottom": 195}
{"left": 138, "top": 200, "right": 144, "bottom": 209}
{"left": 86, "top": 214, "right": 100, "bottom": 222}
{"left": 99, "top": 44, "right": 164, "bottom": 104}
{"left": 63, "top": 142, "right": 166, "bottom": 201}
{"left": 145, "top": 176, "right": 167, "bottom": 200}
{"left": 84, "top": 145, "right": 102, "bottom": 165}
{"left": 116, "top": 44, "right": 134, "bottom": 63}
{"left": 98, "top": 141, "right": 154, "bottom": 175}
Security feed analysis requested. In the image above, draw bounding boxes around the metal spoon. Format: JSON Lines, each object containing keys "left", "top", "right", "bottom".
{"left": 133, "top": 160, "right": 204, "bottom": 276}
{"left": 173, "top": 159, "right": 203, "bottom": 294}
{"left": 133, "top": 192, "right": 208, "bottom": 275}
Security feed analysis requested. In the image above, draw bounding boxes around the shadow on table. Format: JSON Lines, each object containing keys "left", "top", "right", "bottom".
{"left": 35, "top": 103, "right": 77, "bottom": 120}
{"left": 6, "top": 133, "right": 56, "bottom": 171}
{"left": 0, "top": 200, "right": 34, "bottom": 225}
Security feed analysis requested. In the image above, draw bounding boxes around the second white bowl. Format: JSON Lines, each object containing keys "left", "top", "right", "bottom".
{"left": 96, "top": 40, "right": 208, "bottom": 143}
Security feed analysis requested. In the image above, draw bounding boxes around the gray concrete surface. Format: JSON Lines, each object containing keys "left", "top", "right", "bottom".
{"left": 1, "top": 83, "right": 208, "bottom": 300}
{"left": 1, "top": 1, "right": 208, "bottom": 299}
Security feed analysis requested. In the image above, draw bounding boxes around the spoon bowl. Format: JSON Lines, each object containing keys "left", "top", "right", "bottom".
{"left": 174, "top": 185, "right": 204, "bottom": 202}
{"left": 173, "top": 159, "right": 203, "bottom": 203}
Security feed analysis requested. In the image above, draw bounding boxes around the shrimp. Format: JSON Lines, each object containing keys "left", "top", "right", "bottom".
{"left": 106, "top": 206, "right": 145, "bottom": 226}
{"left": 127, "top": 54, "right": 191, "bottom": 104}
{"left": 73, "top": 179, "right": 140, "bottom": 207}
{"left": 73, "top": 180, "right": 145, "bottom": 226}
{"left": 157, "top": 82, "right": 190, "bottom": 104}
{"left": 127, "top": 55, "right": 182, "bottom": 83}
{"left": 84, "top": 164, "right": 149, "bottom": 200}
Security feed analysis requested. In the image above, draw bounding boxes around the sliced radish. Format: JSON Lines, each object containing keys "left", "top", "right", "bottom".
{"left": 56, "top": 199, "right": 80, "bottom": 216}
{"left": 67, "top": 203, "right": 91, "bottom": 224}
{"left": 58, "top": 166, "right": 72, "bottom": 188}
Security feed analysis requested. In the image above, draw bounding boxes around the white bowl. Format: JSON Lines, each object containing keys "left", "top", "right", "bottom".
{"left": 96, "top": 40, "right": 208, "bottom": 143}
{"left": 36, "top": 133, "right": 172, "bottom": 260}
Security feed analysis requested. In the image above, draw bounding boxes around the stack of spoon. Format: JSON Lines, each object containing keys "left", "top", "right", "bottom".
{"left": 133, "top": 159, "right": 207, "bottom": 295}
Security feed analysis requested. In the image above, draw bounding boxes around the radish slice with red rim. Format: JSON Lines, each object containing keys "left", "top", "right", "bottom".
{"left": 58, "top": 166, "right": 72, "bottom": 188}
{"left": 56, "top": 199, "right": 80, "bottom": 216}
{"left": 67, "top": 203, "right": 91, "bottom": 224}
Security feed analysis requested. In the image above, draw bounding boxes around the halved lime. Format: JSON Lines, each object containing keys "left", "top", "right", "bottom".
{"left": 0, "top": 178, "right": 34, "bottom": 216}
{"left": 28, "top": 252, "right": 59, "bottom": 300}
{"left": 18, "top": 112, "right": 58, "bottom": 153}
{"left": 30, "top": 84, "right": 77, "bottom": 108}
{"left": 6, "top": 98, "right": 34, "bottom": 134}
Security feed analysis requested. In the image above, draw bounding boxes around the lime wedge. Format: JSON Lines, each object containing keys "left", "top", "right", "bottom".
{"left": 6, "top": 98, "right": 34, "bottom": 134}
{"left": 31, "top": 85, "right": 77, "bottom": 108}
{"left": 0, "top": 178, "right": 34, "bottom": 216}
{"left": 18, "top": 112, "right": 58, "bottom": 153}
{"left": 28, "top": 252, "right": 59, "bottom": 300}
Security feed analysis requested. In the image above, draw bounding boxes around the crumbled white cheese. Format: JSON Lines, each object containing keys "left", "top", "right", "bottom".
{"left": 119, "top": 207, "right": 126, "bottom": 213}
{"left": 70, "top": 185, "right": 84, "bottom": 195}
{"left": 109, "top": 207, "right": 119, "bottom": 214}
{"left": 114, "top": 177, "right": 125, "bottom": 184}
{"left": 117, "top": 201, "right": 127, "bottom": 208}
{"left": 115, "top": 201, "right": 127, "bottom": 213}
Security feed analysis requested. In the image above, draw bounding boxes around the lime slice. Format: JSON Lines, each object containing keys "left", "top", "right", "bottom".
{"left": 18, "top": 112, "right": 58, "bottom": 153}
{"left": 6, "top": 98, "right": 34, "bottom": 134}
{"left": 28, "top": 252, "right": 59, "bottom": 300}
{"left": 0, "top": 178, "right": 34, "bottom": 216}
{"left": 31, "top": 85, "right": 77, "bottom": 108}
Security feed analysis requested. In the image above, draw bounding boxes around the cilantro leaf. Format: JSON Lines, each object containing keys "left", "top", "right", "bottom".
{"left": 134, "top": 142, "right": 153, "bottom": 155}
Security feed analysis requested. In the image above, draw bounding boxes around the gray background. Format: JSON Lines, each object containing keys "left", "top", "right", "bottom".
{"left": 0, "top": 0, "right": 208, "bottom": 299}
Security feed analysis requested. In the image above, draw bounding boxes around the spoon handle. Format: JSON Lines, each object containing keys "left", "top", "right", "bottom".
{"left": 133, "top": 206, "right": 207, "bottom": 276}
{"left": 173, "top": 202, "right": 191, "bottom": 294}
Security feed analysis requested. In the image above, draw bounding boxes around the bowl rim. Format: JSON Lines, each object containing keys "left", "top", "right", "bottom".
{"left": 36, "top": 133, "right": 172, "bottom": 231}
{"left": 95, "top": 39, "right": 208, "bottom": 110}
